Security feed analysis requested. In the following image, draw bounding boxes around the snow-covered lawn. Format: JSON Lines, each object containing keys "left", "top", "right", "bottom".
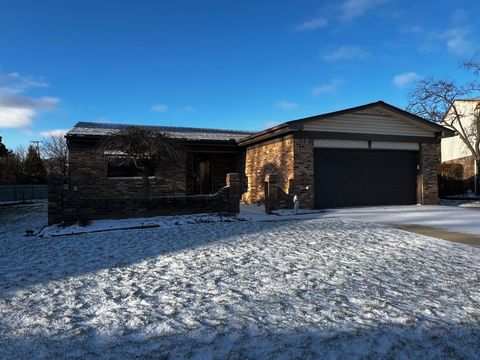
{"left": 1, "top": 204, "right": 480, "bottom": 359}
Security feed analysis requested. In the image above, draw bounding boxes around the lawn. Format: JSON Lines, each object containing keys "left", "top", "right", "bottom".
{"left": 1, "top": 204, "right": 480, "bottom": 359}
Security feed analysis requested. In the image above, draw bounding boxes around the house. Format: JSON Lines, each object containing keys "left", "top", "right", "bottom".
{"left": 49, "top": 101, "right": 453, "bottom": 224}
{"left": 440, "top": 100, "right": 479, "bottom": 195}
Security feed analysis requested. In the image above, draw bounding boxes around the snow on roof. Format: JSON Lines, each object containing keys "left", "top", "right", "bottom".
{"left": 67, "top": 122, "right": 256, "bottom": 142}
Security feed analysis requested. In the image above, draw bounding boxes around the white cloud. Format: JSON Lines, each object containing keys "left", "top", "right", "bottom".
{"left": 263, "top": 120, "right": 279, "bottom": 129}
{"left": 183, "top": 106, "right": 196, "bottom": 113}
{"left": 151, "top": 104, "right": 168, "bottom": 112}
{"left": 0, "top": 93, "right": 58, "bottom": 110}
{"left": 451, "top": 9, "right": 467, "bottom": 24}
{"left": 312, "top": 78, "right": 344, "bottom": 95}
{"left": 321, "top": 46, "right": 370, "bottom": 62}
{"left": 0, "top": 107, "right": 35, "bottom": 128}
{"left": 0, "top": 94, "right": 59, "bottom": 128}
{"left": 400, "top": 25, "right": 423, "bottom": 34}
{"left": 0, "top": 70, "right": 58, "bottom": 129}
{"left": 0, "top": 72, "right": 48, "bottom": 93}
{"left": 39, "top": 129, "right": 68, "bottom": 137}
{"left": 274, "top": 100, "right": 299, "bottom": 110}
{"left": 294, "top": 17, "right": 328, "bottom": 32}
{"left": 393, "top": 72, "right": 421, "bottom": 88}
{"left": 340, "top": 0, "right": 386, "bottom": 22}
{"left": 442, "top": 27, "right": 475, "bottom": 55}
{"left": 21, "top": 128, "right": 34, "bottom": 136}
{"left": 418, "top": 42, "right": 439, "bottom": 53}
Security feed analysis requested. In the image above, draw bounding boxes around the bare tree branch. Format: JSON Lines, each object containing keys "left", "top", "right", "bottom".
{"left": 97, "top": 126, "right": 184, "bottom": 198}
{"left": 41, "top": 134, "right": 68, "bottom": 178}
{"left": 407, "top": 63, "right": 480, "bottom": 194}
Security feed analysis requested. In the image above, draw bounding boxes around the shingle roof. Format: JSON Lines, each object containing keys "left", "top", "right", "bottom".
{"left": 67, "top": 122, "right": 256, "bottom": 142}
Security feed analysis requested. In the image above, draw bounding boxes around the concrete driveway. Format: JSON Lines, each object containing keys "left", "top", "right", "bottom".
{"left": 319, "top": 205, "right": 480, "bottom": 247}
{"left": 323, "top": 205, "right": 480, "bottom": 235}
{"left": 241, "top": 203, "right": 480, "bottom": 246}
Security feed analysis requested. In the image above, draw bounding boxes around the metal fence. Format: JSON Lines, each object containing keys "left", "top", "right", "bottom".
{"left": 0, "top": 185, "right": 48, "bottom": 202}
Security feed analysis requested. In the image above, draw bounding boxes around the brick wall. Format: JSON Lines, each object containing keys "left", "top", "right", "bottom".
{"left": 244, "top": 136, "right": 295, "bottom": 203}
{"left": 48, "top": 173, "right": 241, "bottom": 225}
{"left": 245, "top": 137, "right": 441, "bottom": 210}
{"left": 69, "top": 140, "right": 186, "bottom": 199}
{"left": 420, "top": 142, "right": 440, "bottom": 205}
{"left": 292, "top": 138, "right": 314, "bottom": 209}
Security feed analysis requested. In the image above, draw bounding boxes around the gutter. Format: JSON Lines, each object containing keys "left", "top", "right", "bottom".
{"left": 236, "top": 124, "right": 298, "bottom": 147}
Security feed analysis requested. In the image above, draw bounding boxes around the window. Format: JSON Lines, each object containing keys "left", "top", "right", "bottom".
{"left": 107, "top": 159, "right": 154, "bottom": 178}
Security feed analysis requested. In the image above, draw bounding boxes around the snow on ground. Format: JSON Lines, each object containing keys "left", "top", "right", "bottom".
{"left": 41, "top": 204, "right": 323, "bottom": 237}
{"left": 1, "top": 204, "right": 480, "bottom": 359}
{"left": 241, "top": 203, "right": 480, "bottom": 236}
{"left": 36, "top": 202, "right": 480, "bottom": 238}
{"left": 320, "top": 205, "right": 480, "bottom": 237}
{"left": 0, "top": 202, "right": 47, "bottom": 236}
{"left": 440, "top": 198, "right": 480, "bottom": 208}
{"left": 42, "top": 212, "right": 240, "bottom": 237}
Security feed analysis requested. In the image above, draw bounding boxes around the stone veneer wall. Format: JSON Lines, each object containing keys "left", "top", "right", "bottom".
{"left": 244, "top": 136, "right": 315, "bottom": 209}
{"left": 244, "top": 136, "right": 294, "bottom": 203}
{"left": 420, "top": 142, "right": 440, "bottom": 205}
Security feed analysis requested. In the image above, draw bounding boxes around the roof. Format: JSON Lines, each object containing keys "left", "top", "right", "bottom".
{"left": 67, "top": 101, "right": 455, "bottom": 146}
{"left": 238, "top": 100, "right": 455, "bottom": 145}
{"left": 67, "top": 122, "right": 256, "bottom": 142}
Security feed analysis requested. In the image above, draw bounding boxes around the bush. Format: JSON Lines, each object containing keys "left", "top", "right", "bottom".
{"left": 438, "top": 163, "right": 466, "bottom": 196}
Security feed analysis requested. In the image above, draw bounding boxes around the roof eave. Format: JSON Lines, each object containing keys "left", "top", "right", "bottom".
{"left": 236, "top": 124, "right": 296, "bottom": 146}
{"left": 66, "top": 133, "right": 243, "bottom": 144}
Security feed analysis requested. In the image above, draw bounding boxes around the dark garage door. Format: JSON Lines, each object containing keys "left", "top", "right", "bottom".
{"left": 314, "top": 148, "right": 418, "bottom": 208}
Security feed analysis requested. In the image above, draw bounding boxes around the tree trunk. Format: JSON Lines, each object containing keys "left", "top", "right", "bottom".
{"left": 476, "top": 159, "right": 480, "bottom": 196}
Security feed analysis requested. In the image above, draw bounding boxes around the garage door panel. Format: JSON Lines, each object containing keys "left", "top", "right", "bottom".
{"left": 314, "top": 149, "right": 418, "bottom": 208}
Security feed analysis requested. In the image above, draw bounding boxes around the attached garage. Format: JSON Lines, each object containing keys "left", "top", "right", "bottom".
{"left": 239, "top": 101, "right": 454, "bottom": 210}
{"left": 314, "top": 147, "right": 418, "bottom": 208}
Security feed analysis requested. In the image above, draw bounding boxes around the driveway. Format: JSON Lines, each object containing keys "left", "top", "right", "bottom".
{"left": 323, "top": 205, "right": 480, "bottom": 237}
{"left": 242, "top": 203, "right": 480, "bottom": 236}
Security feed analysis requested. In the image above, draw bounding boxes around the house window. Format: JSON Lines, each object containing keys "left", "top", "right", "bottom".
{"left": 107, "top": 159, "right": 154, "bottom": 178}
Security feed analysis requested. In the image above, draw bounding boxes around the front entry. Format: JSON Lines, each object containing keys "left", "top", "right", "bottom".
{"left": 193, "top": 155, "right": 213, "bottom": 194}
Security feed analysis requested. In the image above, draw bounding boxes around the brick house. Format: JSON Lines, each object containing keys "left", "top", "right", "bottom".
{"left": 50, "top": 101, "right": 453, "bottom": 224}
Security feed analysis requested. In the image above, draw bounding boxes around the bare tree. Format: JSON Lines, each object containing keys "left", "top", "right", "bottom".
{"left": 407, "top": 60, "right": 480, "bottom": 194}
{"left": 14, "top": 145, "right": 28, "bottom": 162}
{"left": 41, "top": 134, "right": 69, "bottom": 178}
{"left": 98, "top": 126, "right": 184, "bottom": 198}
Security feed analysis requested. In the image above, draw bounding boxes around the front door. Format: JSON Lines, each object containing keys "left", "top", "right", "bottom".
{"left": 193, "top": 155, "right": 212, "bottom": 194}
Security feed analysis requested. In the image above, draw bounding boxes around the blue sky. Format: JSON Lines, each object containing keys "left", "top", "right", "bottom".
{"left": 0, "top": 0, "right": 479, "bottom": 149}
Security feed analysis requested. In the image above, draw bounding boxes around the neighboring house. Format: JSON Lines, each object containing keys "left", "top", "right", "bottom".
{"left": 51, "top": 101, "right": 453, "bottom": 223}
{"left": 441, "top": 100, "right": 480, "bottom": 195}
